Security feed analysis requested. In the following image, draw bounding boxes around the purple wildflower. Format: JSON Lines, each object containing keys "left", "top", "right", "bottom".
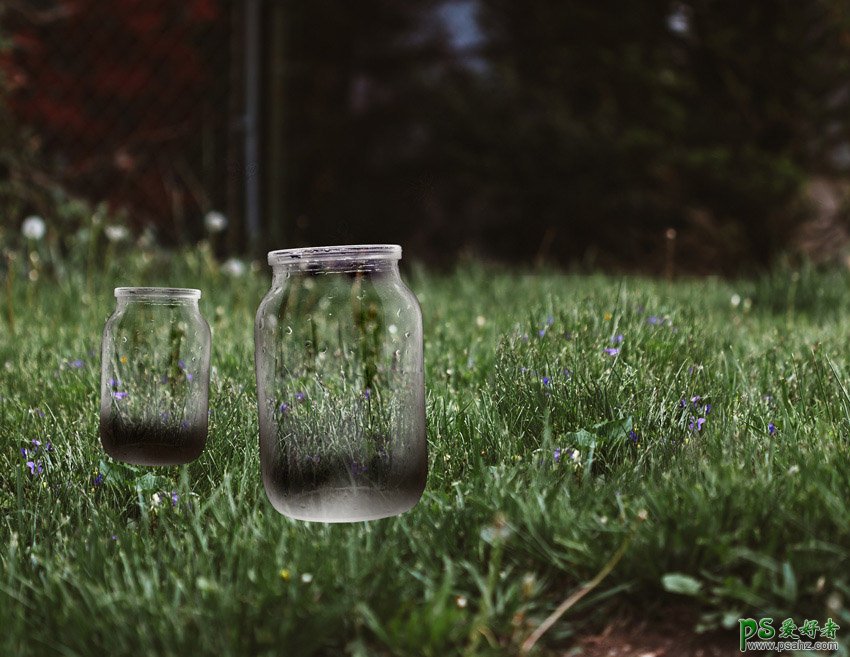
{"left": 363, "top": 388, "right": 372, "bottom": 400}
{"left": 178, "top": 359, "right": 186, "bottom": 370}
{"left": 108, "top": 378, "right": 120, "bottom": 388}
{"left": 628, "top": 430, "right": 640, "bottom": 443}
{"left": 688, "top": 417, "right": 706, "bottom": 432}
{"left": 186, "top": 373, "right": 194, "bottom": 382}
{"left": 295, "top": 392, "right": 306, "bottom": 402}
{"left": 34, "top": 408, "right": 45, "bottom": 418}
{"left": 278, "top": 402, "right": 289, "bottom": 414}
{"left": 546, "top": 315, "right": 555, "bottom": 326}
{"left": 541, "top": 376, "right": 551, "bottom": 386}
{"left": 604, "top": 347, "right": 620, "bottom": 356}
{"left": 553, "top": 448, "right": 562, "bottom": 463}
{"left": 768, "top": 422, "right": 776, "bottom": 435}
{"left": 171, "top": 491, "right": 179, "bottom": 507}
{"left": 113, "top": 391, "right": 129, "bottom": 400}
{"left": 678, "top": 398, "right": 686, "bottom": 408}
{"left": 20, "top": 447, "right": 28, "bottom": 457}
{"left": 111, "top": 535, "right": 118, "bottom": 541}
{"left": 69, "top": 359, "right": 85, "bottom": 369}
{"left": 647, "top": 316, "right": 663, "bottom": 325}
{"left": 93, "top": 473, "right": 104, "bottom": 487}
{"left": 26, "top": 461, "right": 43, "bottom": 476}
{"left": 31, "top": 439, "right": 41, "bottom": 448}
{"left": 611, "top": 334, "right": 624, "bottom": 344}
{"left": 690, "top": 395, "right": 701, "bottom": 407}
{"left": 704, "top": 404, "right": 712, "bottom": 415}
{"left": 563, "top": 368, "right": 572, "bottom": 379}
{"left": 538, "top": 328, "right": 546, "bottom": 338}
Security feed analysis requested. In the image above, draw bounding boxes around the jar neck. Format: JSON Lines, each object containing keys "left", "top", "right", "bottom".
{"left": 271, "top": 259, "right": 400, "bottom": 282}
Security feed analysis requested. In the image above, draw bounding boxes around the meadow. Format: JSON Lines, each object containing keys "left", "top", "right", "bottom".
{"left": 1, "top": 246, "right": 849, "bottom": 656}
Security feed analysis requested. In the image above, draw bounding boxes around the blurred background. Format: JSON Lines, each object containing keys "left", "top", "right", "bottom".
{"left": 1, "top": 0, "right": 849, "bottom": 273}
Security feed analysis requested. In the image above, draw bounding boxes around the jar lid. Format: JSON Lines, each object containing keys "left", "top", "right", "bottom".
{"left": 267, "top": 244, "right": 402, "bottom": 265}
{"left": 114, "top": 287, "right": 201, "bottom": 300}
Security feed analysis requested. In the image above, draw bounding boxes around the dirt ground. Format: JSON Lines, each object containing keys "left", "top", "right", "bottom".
{"left": 568, "top": 608, "right": 764, "bottom": 657}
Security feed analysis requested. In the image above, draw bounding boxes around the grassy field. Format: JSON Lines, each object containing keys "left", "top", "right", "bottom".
{"left": 1, "top": 249, "right": 850, "bottom": 656}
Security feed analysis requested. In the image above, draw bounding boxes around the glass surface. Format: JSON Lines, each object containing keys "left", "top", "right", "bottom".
{"left": 255, "top": 245, "right": 426, "bottom": 521}
{"left": 99, "top": 287, "right": 211, "bottom": 465}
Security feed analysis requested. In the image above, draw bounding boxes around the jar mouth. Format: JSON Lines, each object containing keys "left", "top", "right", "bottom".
{"left": 267, "top": 244, "right": 401, "bottom": 266}
{"left": 115, "top": 287, "right": 201, "bottom": 300}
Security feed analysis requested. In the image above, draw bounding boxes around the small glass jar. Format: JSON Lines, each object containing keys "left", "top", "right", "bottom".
{"left": 254, "top": 245, "right": 426, "bottom": 521}
{"left": 100, "top": 287, "right": 212, "bottom": 465}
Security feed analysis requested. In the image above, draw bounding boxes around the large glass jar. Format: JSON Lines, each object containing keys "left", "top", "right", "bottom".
{"left": 100, "top": 287, "right": 212, "bottom": 466}
{"left": 254, "top": 245, "right": 426, "bottom": 522}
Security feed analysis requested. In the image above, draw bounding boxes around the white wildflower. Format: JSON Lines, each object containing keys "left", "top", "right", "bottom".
{"left": 204, "top": 211, "right": 228, "bottom": 234}
{"left": 22, "top": 216, "right": 46, "bottom": 241}
{"left": 104, "top": 225, "right": 130, "bottom": 243}
{"left": 221, "top": 258, "right": 246, "bottom": 277}
{"left": 300, "top": 573, "right": 313, "bottom": 584}
{"left": 730, "top": 293, "right": 741, "bottom": 308}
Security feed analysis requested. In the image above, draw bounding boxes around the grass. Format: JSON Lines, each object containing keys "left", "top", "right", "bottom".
{"left": 1, "top": 248, "right": 850, "bottom": 656}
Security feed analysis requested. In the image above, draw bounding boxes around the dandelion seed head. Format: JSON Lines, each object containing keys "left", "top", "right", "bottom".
{"left": 204, "top": 210, "right": 228, "bottom": 233}
{"left": 104, "top": 225, "right": 130, "bottom": 243}
{"left": 22, "top": 215, "right": 46, "bottom": 240}
{"left": 221, "top": 258, "right": 246, "bottom": 277}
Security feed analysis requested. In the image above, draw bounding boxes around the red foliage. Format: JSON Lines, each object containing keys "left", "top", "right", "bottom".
{"left": 1, "top": 0, "right": 223, "bottom": 230}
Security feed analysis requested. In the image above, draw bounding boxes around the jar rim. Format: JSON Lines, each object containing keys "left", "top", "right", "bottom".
{"left": 267, "top": 244, "right": 401, "bottom": 265}
{"left": 114, "top": 287, "right": 201, "bottom": 300}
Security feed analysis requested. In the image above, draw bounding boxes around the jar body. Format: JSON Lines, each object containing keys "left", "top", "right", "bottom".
{"left": 100, "top": 288, "right": 212, "bottom": 465}
{"left": 255, "top": 247, "right": 426, "bottom": 522}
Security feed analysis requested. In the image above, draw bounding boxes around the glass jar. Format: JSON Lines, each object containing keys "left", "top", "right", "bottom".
{"left": 254, "top": 245, "right": 426, "bottom": 522}
{"left": 100, "top": 287, "right": 212, "bottom": 466}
